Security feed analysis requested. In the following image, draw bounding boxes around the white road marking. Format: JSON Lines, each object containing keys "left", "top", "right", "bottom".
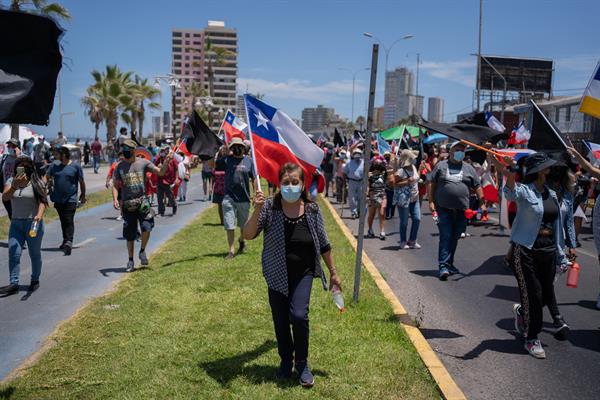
{"left": 73, "top": 237, "right": 96, "bottom": 248}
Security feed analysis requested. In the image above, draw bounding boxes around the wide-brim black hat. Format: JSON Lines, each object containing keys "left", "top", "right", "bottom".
{"left": 524, "top": 153, "right": 557, "bottom": 176}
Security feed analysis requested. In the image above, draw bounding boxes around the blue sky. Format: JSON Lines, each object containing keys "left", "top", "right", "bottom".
{"left": 17, "top": 0, "right": 600, "bottom": 140}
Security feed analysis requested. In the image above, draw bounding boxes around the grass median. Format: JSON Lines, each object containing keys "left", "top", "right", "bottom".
{"left": 0, "top": 189, "right": 114, "bottom": 240}
{"left": 0, "top": 199, "right": 439, "bottom": 399}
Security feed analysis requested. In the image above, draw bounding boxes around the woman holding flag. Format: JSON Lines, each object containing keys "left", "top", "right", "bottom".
{"left": 243, "top": 162, "right": 342, "bottom": 388}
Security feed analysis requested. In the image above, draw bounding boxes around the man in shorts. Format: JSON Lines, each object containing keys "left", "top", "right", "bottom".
{"left": 112, "top": 139, "right": 173, "bottom": 272}
{"left": 215, "top": 137, "right": 256, "bottom": 259}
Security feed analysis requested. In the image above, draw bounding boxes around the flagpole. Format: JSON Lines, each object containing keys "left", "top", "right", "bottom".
{"left": 244, "top": 95, "right": 262, "bottom": 193}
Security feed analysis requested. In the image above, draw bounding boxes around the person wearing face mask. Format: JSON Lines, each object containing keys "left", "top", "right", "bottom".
{"left": 1, "top": 139, "right": 22, "bottom": 219}
{"left": 46, "top": 147, "right": 86, "bottom": 255}
{"left": 428, "top": 141, "right": 486, "bottom": 280}
{"left": 496, "top": 153, "right": 566, "bottom": 359}
{"left": 366, "top": 156, "right": 387, "bottom": 240}
{"left": 154, "top": 144, "right": 179, "bottom": 216}
{"left": 112, "top": 139, "right": 174, "bottom": 272}
{"left": 215, "top": 137, "right": 256, "bottom": 259}
{"left": 394, "top": 150, "right": 421, "bottom": 249}
{"left": 0, "top": 156, "right": 48, "bottom": 296}
{"left": 243, "top": 162, "right": 342, "bottom": 387}
{"left": 343, "top": 148, "right": 365, "bottom": 219}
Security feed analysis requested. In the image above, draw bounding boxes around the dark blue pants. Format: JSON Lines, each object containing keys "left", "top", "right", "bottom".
{"left": 268, "top": 275, "right": 313, "bottom": 364}
{"left": 385, "top": 189, "right": 395, "bottom": 218}
{"left": 437, "top": 208, "right": 468, "bottom": 269}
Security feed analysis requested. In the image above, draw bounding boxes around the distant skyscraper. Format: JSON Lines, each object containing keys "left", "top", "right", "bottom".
{"left": 152, "top": 116, "right": 161, "bottom": 135}
{"left": 163, "top": 111, "right": 171, "bottom": 134}
{"left": 428, "top": 97, "right": 444, "bottom": 123}
{"left": 171, "top": 20, "right": 237, "bottom": 132}
{"left": 408, "top": 95, "right": 424, "bottom": 118}
{"left": 373, "top": 106, "right": 385, "bottom": 130}
{"left": 301, "top": 105, "right": 335, "bottom": 132}
{"left": 384, "top": 67, "right": 414, "bottom": 127}
{"left": 236, "top": 94, "right": 247, "bottom": 123}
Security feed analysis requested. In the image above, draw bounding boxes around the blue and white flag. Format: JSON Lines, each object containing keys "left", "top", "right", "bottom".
{"left": 485, "top": 111, "right": 506, "bottom": 132}
{"left": 377, "top": 134, "right": 391, "bottom": 154}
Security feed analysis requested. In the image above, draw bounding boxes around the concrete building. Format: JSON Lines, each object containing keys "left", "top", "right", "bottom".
{"left": 236, "top": 94, "right": 247, "bottom": 123}
{"left": 152, "top": 116, "right": 161, "bottom": 135}
{"left": 384, "top": 67, "right": 414, "bottom": 127}
{"left": 428, "top": 97, "right": 444, "bottom": 122}
{"left": 301, "top": 105, "right": 335, "bottom": 132}
{"left": 171, "top": 20, "right": 237, "bottom": 132}
{"left": 163, "top": 111, "right": 171, "bottom": 134}
{"left": 373, "top": 106, "right": 385, "bottom": 131}
{"left": 409, "top": 95, "right": 424, "bottom": 118}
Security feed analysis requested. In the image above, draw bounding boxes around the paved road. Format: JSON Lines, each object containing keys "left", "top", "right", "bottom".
{"left": 329, "top": 197, "right": 600, "bottom": 400}
{"left": 0, "top": 164, "right": 110, "bottom": 218}
{"left": 0, "top": 179, "right": 212, "bottom": 380}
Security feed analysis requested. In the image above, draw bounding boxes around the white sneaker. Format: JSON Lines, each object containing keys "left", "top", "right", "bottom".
{"left": 399, "top": 241, "right": 409, "bottom": 249}
{"left": 408, "top": 241, "right": 421, "bottom": 249}
{"left": 460, "top": 232, "right": 466, "bottom": 238}
{"left": 126, "top": 260, "right": 135, "bottom": 273}
{"left": 596, "top": 293, "right": 600, "bottom": 310}
{"left": 116, "top": 215, "right": 122, "bottom": 221}
{"left": 524, "top": 339, "right": 546, "bottom": 359}
{"left": 139, "top": 251, "right": 149, "bottom": 266}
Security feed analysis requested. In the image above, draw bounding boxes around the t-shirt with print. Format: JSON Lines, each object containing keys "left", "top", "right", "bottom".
{"left": 215, "top": 156, "right": 255, "bottom": 203}
{"left": 113, "top": 158, "right": 152, "bottom": 201}
{"left": 430, "top": 160, "right": 480, "bottom": 210}
{"left": 368, "top": 171, "right": 387, "bottom": 197}
{"left": 395, "top": 166, "right": 419, "bottom": 202}
{"left": 47, "top": 162, "right": 84, "bottom": 204}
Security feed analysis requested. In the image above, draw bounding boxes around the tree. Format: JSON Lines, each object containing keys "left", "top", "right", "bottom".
{"left": 355, "top": 115, "right": 366, "bottom": 131}
{"left": 134, "top": 76, "right": 160, "bottom": 140}
{"left": 6, "top": 0, "right": 71, "bottom": 139}
{"left": 81, "top": 93, "right": 103, "bottom": 138}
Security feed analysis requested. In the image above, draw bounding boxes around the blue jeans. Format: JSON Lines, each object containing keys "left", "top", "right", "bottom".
{"left": 8, "top": 219, "right": 44, "bottom": 284}
{"left": 398, "top": 201, "right": 421, "bottom": 242}
{"left": 92, "top": 155, "right": 101, "bottom": 173}
{"left": 437, "top": 208, "right": 467, "bottom": 269}
{"left": 385, "top": 189, "right": 395, "bottom": 218}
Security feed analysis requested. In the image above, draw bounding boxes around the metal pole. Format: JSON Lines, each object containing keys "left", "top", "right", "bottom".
{"left": 416, "top": 53, "right": 420, "bottom": 97}
{"left": 353, "top": 43, "right": 379, "bottom": 303}
{"left": 476, "top": 0, "right": 483, "bottom": 112}
{"left": 157, "top": 89, "right": 162, "bottom": 143}
{"left": 351, "top": 74, "right": 356, "bottom": 124}
{"left": 58, "top": 74, "right": 64, "bottom": 134}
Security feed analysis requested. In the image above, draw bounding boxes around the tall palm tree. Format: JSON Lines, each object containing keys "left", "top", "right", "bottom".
{"left": 81, "top": 92, "right": 103, "bottom": 138}
{"left": 6, "top": 0, "right": 71, "bottom": 139}
{"left": 134, "top": 76, "right": 160, "bottom": 140}
{"left": 204, "top": 38, "right": 234, "bottom": 99}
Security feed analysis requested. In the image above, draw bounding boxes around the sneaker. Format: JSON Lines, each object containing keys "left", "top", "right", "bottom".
{"left": 28, "top": 280, "right": 40, "bottom": 293}
{"left": 63, "top": 241, "right": 72, "bottom": 256}
{"left": 238, "top": 241, "right": 246, "bottom": 254}
{"left": 596, "top": 293, "right": 600, "bottom": 310}
{"left": 512, "top": 304, "right": 525, "bottom": 336}
{"left": 139, "top": 250, "right": 149, "bottom": 266}
{"left": 224, "top": 252, "right": 235, "bottom": 260}
{"left": 276, "top": 359, "right": 293, "bottom": 380}
{"left": 0, "top": 283, "right": 19, "bottom": 296}
{"left": 366, "top": 229, "right": 375, "bottom": 238}
{"left": 351, "top": 212, "right": 358, "bottom": 219}
{"left": 552, "top": 316, "right": 570, "bottom": 341}
{"left": 399, "top": 241, "right": 408, "bottom": 249}
{"left": 379, "top": 232, "right": 386, "bottom": 241}
{"left": 408, "top": 241, "right": 421, "bottom": 249}
{"left": 125, "top": 260, "right": 135, "bottom": 273}
{"left": 460, "top": 232, "right": 466, "bottom": 239}
{"left": 439, "top": 267, "right": 450, "bottom": 281}
{"left": 524, "top": 339, "right": 546, "bottom": 359}
{"left": 116, "top": 215, "right": 122, "bottom": 221}
{"left": 295, "top": 362, "right": 314, "bottom": 387}
{"left": 448, "top": 265, "right": 460, "bottom": 275}
{"left": 59, "top": 242, "right": 65, "bottom": 250}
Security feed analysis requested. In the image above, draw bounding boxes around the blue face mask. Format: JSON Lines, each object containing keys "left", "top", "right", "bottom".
{"left": 280, "top": 184, "right": 303, "bottom": 203}
{"left": 7, "top": 148, "right": 16, "bottom": 156}
{"left": 453, "top": 151, "right": 465, "bottom": 162}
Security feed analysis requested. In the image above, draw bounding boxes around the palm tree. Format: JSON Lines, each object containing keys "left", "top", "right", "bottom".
{"left": 204, "top": 38, "right": 234, "bottom": 99}
{"left": 81, "top": 92, "right": 103, "bottom": 138}
{"left": 134, "top": 76, "right": 160, "bottom": 140}
{"left": 355, "top": 115, "right": 366, "bottom": 131}
{"left": 6, "top": 0, "right": 71, "bottom": 139}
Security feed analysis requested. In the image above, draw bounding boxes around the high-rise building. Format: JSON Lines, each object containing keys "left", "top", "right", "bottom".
{"left": 373, "top": 106, "right": 385, "bottom": 131}
{"left": 408, "top": 95, "right": 424, "bottom": 118}
{"left": 171, "top": 20, "right": 237, "bottom": 132}
{"left": 301, "top": 105, "right": 335, "bottom": 132}
{"left": 236, "top": 94, "right": 247, "bottom": 122}
{"left": 163, "top": 111, "right": 171, "bottom": 135}
{"left": 152, "top": 116, "right": 161, "bottom": 135}
{"left": 428, "top": 97, "right": 444, "bottom": 123}
{"left": 384, "top": 67, "right": 414, "bottom": 127}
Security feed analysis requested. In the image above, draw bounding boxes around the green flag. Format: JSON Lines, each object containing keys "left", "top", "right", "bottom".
{"left": 380, "top": 125, "right": 405, "bottom": 140}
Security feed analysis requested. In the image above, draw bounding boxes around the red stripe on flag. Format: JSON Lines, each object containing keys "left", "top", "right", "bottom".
{"left": 223, "top": 123, "right": 245, "bottom": 143}
{"left": 252, "top": 133, "right": 317, "bottom": 188}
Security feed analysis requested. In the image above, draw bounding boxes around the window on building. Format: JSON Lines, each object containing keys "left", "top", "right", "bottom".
{"left": 173, "top": 54, "right": 181, "bottom": 60}
{"left": 173, "top": 69, "right": 181, "bottom": 75}
{"left": 185, "top": 33, "right": 190, "bottom": 37}
{"left": 173, "top": 47, "right": 181, "bottom": 53}
{"left": 185, "top": 63, "right": 190, "bottom": 68}
{"left": 566, "top": 106, "right": 572, "bottom": 122}
{"left": 172, "top": 39, "right": 182, "bottom": 45}
{"left": 173, "top": 32, "right": 182, "bottom": 37}
{"left": 555, "top": 109, "right": 560, "bottom": 123}
{"left": 173, "top": 62, "right": 181, "bottom": 67}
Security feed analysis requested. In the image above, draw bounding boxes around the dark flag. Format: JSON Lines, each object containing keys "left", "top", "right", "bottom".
{"left": 0, "top": 10, "right": 63, "bottom": 125}
{"left": 180, "top": 110, "right": 223, "bottom": 160}
{"left": 333, "top": 127, "right": 346, "bottom": 147}
{"left": 418, "top": 121, "right": 499, "bottom": 145}
{"left": 459, "top": 112, "right": 508, "bottom": 143}
{"left": 527, "top": 99, "right": 567, "bottom": 152}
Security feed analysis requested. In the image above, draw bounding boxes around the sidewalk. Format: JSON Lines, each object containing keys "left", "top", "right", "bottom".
{"left": 0, "top": 198, "right": 440, "bottom": 399}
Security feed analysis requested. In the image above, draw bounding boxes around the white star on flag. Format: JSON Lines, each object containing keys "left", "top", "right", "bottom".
{"left": 255, "top": 111, "right": 269, "bottom": 129}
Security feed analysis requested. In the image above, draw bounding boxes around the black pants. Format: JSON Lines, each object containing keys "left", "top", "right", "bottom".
{"left": 385, "top": 189, "right": 395, "bottom": 218}
{"left": 513, "top": 236, "right": 557, "bottom": 340}
{"left": 55, "top": 202, "right": 77, "bottom": 244}
{"left": 335, "top": 177, "right": 346, "bottom": 203}
{"left": 157, "top": 183, "right": 176, "bottom": 215}
{"left": 3, "top": 199, "right": 12, "bottom": 220}
{"left": 268, "top": 275, "right": 313, "bottom": 364}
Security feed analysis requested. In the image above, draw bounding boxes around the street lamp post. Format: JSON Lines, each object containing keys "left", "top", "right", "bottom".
{"left": 153, "top": 75, "right": 181, "bottom": 142}
{"left": 338, "top": 67, "right": 370, "bottom": 124}
{"left": 407, "top": 52, "right": 421, "bottom": 97}
{"left": 363, "top": 32, "right": 413, "bottom": 72}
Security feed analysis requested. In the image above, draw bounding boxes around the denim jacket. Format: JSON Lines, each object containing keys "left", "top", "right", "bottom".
{"left": 557, "top": 189, "right": 576, "bottom": 250}
{"left": 503, "top": 183, "right": 565, "bottom": 263}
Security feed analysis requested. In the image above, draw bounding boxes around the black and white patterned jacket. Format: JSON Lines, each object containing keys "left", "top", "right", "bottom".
{"left": 255, "top": 197, "right": 331, "bottom": 296}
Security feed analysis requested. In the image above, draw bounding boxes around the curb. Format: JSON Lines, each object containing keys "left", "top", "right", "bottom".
{"left": 321, "top": 197, "right": 467, "bottom": 400}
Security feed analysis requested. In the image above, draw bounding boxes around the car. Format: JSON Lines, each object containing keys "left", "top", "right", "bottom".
{"left": 61, "top": 144, "right": 82, "bottom": 164}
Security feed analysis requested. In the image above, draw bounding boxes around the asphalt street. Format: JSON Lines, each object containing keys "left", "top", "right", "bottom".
{"left": 0, "top": 178, "right": 212, "bottom": 380}
{"left": 330, "top": 197, "right": 600, "bottom": 400}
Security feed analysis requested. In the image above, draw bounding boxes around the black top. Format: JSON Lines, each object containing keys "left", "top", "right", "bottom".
{"left": 541, "top": 190, "right": 559, "bottom": 225}
{"left": 284, "top": 213, "right": 316, "bottom": 282}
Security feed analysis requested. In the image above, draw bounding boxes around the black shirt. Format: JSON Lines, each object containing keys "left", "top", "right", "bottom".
{"left": 284, "top": 213, "right": 315, "bottom": 283}
{"left": 541, "top": 190, "right": 559, "bottom": 225}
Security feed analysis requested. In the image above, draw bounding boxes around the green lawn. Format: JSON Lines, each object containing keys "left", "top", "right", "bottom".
{"left": 0, "top": 200, "right": 439, "bottom": 400}
{"left": 0, "top": 189, "right": 114, "bottom": 240}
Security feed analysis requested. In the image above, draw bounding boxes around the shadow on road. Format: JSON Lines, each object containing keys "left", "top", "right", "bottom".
{"left": 421, "top": 328, "right": 464, "bottom": 340}
{"left": 453, "top": 256, "right": 513, "bottom": 282}
{"left": 558, "top": 300, "right": 599, "bottom": 311}
{"left": 99, "top": 267, "right": 128, "bottom": 276}
{"left": 197, "top": 339, "right": 328, "bottom": 388}
{"left": 485, "top": 284, "right": 520, "bottom": 303}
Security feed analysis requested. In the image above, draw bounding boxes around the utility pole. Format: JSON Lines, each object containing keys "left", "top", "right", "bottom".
{"left": 476, "top": 0, "right": 483, "bottom": 112}
{"left": 353, "top": 43, "right": 379, "bottom": 303}
{"left": 58, "top": 74, "right": 63, "bottom": 133}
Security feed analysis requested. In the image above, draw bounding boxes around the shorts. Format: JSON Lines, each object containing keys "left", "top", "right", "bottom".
{"left": 122, "top": 208, "right": 154, "bottom": 241}
{"left": 222, "top": 196, "right": 250, "bottom": 230}
{"left": 202, "top": 171, "right": 213, "bottom": 180}
{"left": 212, "top": 193, "right": 224, "bottom": 204}
{"left": 369, "top": 193, "right": 386, "bottom": 208}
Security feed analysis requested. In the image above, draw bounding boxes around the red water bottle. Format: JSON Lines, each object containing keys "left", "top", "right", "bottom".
{"left": 566, "top": 262, "right": 580, "bottom": 288}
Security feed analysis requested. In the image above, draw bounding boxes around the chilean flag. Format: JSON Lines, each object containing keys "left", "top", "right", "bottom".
{"left": 244, "top": 94, "right": 324, "bottom": 188}
{"left": 494, "top": 148, "right": 536, "bottom": 163}
{"left": 584, "top": 140, "right": 600, "bottom": 166}
{"left": 222, "top": 110, "right": 247, "bottom": 144}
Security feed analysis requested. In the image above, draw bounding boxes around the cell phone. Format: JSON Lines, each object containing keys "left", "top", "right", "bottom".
{"left": 16, "top": 166, "right": 25, "bottom": 175}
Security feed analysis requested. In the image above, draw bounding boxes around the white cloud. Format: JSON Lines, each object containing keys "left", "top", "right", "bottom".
{"left": 554, "top": 54, "right": 599, "bottom": 73}
{"left": 420, "top": 59, "right": 475, "bottom": 87}
{"left": 238, "top": 77, "right": 367, "bottom": 102}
